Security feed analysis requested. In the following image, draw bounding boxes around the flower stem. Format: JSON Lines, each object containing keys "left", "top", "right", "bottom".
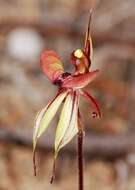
{"left": 78, "top": 130, "right": 84, "bottom": 190}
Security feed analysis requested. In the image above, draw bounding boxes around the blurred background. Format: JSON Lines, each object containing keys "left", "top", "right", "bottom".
{"left": 0, "top": 0, "right": 135, "bottom": 189}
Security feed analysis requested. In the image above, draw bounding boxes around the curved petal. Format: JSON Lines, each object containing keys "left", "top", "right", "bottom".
{"left": 57, "top": 94, "right": 78, "bottom": 150}
{"left": 80, "top": 90, "right": 101, "bottom": 118}
{"left": 55, "top": 92, "right": 78, "bottom": 158}
{"left": 33, "top": 91, "right": 67, "bottom": 150}
{"left": 62, "top": 70, "right": 99, "bottom": 89}
{"left": 40, "top": 50, "right": 64, "bottom": 82}
{"left": 33, "top": 90, "right": 67, "bottom": 176}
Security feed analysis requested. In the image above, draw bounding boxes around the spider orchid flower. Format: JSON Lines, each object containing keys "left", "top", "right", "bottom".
{"left": 33, "top": 12, "right": 101, "bottom": 182}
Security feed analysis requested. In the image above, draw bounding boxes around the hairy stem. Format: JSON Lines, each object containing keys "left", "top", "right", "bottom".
{"left": 78, "top": 130, "right": 84, "bottom": 190}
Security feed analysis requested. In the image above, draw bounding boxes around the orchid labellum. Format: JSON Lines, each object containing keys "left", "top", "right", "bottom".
{"left": 33, "top": 11, "right": 101, "bottom": 190}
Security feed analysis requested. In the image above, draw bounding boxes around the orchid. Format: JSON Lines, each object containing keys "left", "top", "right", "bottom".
{"left": 33, "top": 11, "right": 101, "bottom": 189}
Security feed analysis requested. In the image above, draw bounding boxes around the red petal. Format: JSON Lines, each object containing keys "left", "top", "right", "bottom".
{"left": 40, "top": 50, "right": 64, "bottom": 82}
{"left": 80, "top": 90, "right": 101, "bottom": 118}
{"left": 62, "top": 70, "right": 99, "bottom": 89}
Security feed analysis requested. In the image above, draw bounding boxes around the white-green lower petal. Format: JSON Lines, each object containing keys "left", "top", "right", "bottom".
{"left": 55, "top": 93, "right": 78, "bottom": 157}
{"left": 33, "top": 91, "right": 67, "bottom": 149}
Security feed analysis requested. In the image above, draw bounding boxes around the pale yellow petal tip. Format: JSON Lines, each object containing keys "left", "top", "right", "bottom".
{"left": 54, "top": 150, "right": 58, "bottom": 160}
{"left": 74, "top": 49, "right": 83, "bottom": 58}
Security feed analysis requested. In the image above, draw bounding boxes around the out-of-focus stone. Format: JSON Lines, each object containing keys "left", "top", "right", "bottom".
{"left": 7, "top": 28, "right": 44, "bottom": 61}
